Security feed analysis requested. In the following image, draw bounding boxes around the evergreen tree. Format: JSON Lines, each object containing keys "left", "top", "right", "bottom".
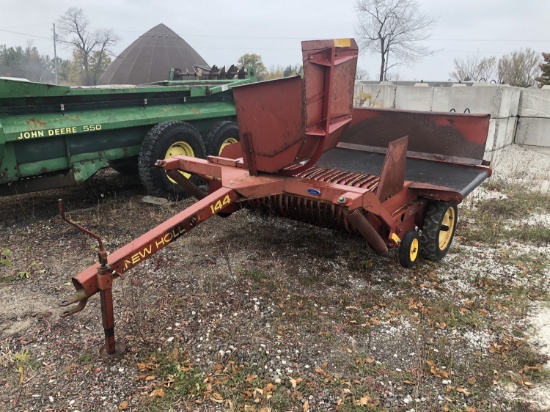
{"left": 536, "top": 53, "right": 550, "bottom": 86}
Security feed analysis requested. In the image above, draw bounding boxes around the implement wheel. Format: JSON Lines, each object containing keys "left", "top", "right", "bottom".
{"left": 204, "top": 121, "right": 240, "bottom": 156}
{"left": 138, "top": 121, "right": 205, "bottom": 199}
{"left": 399, "top": 230, "right": 420, "bottom": 268}
{"left": 419, "top": 202, "right": 458, "bottom": 261}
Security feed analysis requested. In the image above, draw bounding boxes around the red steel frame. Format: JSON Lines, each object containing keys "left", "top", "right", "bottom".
{"left": 60, "top": 141, "right": 464, "bottom": 355}
{"left": 59, "top": 39, "right": 490, "bottom": 355}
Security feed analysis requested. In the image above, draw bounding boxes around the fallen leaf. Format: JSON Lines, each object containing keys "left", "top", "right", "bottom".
{"left": 468, "top": 376, "right": 477, "bottom": 385}
{"left": 211, "top": 392, "right": 224, "bottom": 403}
{"left": 289, "top": 377, "right": 303, "bottom": 388}
{"left": 303, "top": 399, "right": 309, "bottom": 411}
{"left": 456, "top": 387, "right": 471, "bottom": 396}
{"left": 145, "top": 375, "right": 156, "bottom": 381}
{"left": 246, "top": 374, "right": 256, "bottom": 383}
{"left": 118, "top": 400, "right": 128, "bottom": 410}
{"left": 149, "top": 388, "right": 165, "bottom": 398}
{"left": 354, "top": 395, "right": 371, "bottom": 406}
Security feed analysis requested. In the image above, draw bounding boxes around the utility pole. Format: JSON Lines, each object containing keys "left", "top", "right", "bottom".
{"left": 52, "top": 23, "right": 58, "bottom": 84}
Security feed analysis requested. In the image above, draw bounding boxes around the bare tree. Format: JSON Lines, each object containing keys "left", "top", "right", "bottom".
{"left": 450, "top": 54, "right": 497, "bottom": 82}
{"left": 57, "top": 8, "right": 118, "bottom": 85}
{"left": 498, "top": 48, "right": 541, "bottom": 88}
{"left": 356, "top": 67, "right": 369, "bottom": 80}
{"left": 355, "top": 0, "right": 436, "bottom": 81}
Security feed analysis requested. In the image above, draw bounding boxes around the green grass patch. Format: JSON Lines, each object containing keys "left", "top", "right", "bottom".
{"left": 461, "top": 182, "right": 550, "bottom": 245}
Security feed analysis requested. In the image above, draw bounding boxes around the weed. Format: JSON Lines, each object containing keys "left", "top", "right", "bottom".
{"left": 78, "top": 351, "right": 95, "bottom": 367}
{"left": 0, "top": 247, "right": 12, "bottom": 267}
{"left": 14, "top": 349, "right": 38, "bottom": 383}
{"left": 241, "top": 269, "right": 267, "bottom": 282}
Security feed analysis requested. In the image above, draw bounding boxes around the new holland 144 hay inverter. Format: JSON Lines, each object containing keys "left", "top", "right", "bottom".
{"left": 59, "top": 38, "right": 492, "bottom": 356}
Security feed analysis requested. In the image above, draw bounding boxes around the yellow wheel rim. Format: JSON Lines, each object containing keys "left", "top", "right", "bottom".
{"left": 165, "top": 141, "right": 194, "bottom": 181}
{"left": 438, "top": 206, "right": 456, "bottom": 250}
{"left": 218, "top": 137, "right": 238, "bottom": 155}
{"left": 410, "top": 237, "right": 419, "bottom": 261}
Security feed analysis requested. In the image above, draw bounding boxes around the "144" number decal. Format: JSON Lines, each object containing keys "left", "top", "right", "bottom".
{"left": 210, "top": 195, "right": 231, "bottom": 214}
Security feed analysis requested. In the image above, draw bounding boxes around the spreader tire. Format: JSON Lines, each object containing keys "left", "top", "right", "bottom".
{"left": 109, "top": 156, "right": 139, "bottom": 175}
{"left": 419, "top": 202, "right": 458, "bottom": 261}
{"left": 399, "top": 230, "right": 420, "bottom": 268}
{"left": 138, "top": 121, "right": 205, "bottom": 199}
{"left": 204, "top": 121, "right": 240, "bottom": 156}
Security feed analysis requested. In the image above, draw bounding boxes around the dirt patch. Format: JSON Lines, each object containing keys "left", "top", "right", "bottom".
{"left": 0, "top": 284, "right": 55, "bottom": 336}
{"left": 0, "top": 147, "right": 549, "bottom": 412}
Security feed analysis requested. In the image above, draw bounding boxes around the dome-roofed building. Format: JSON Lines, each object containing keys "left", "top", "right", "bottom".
{"left": 98, "top": 23, "right": 209, "bottom": 85}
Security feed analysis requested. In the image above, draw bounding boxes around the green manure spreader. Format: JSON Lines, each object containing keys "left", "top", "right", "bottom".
{"left": 0, "top": 70, "right": 256, "bottom": 197}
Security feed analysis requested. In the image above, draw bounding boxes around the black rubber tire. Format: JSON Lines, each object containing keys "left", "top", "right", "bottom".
{"left": 399, "top": 230, "right": 420, "bottom": 268}
{"left": 419, "top": 202, "right": 458, "bottom": 261}
{"left": 109, "top": 156, "right": 139, "bottom": 175}
{"left": 204, "top": 121, "right": 240, "bottom": 156}
{"left": 138, "top": 121, "right": 205, "bottom": 199}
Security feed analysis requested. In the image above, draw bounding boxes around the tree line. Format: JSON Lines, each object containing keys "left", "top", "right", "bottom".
{"left": 449, "top": 49, "right": 549, "bottom": 87}
{"left": 2, "top": 4, "right": 549, "bottom": 88}
{"left": 353, "top": 0, "right": 550, "bottom": 87}
{"left": 0, "top": 7, "right": 115, "bottom": 85}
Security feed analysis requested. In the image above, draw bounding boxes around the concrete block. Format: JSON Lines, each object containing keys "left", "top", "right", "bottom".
{"left": 354, "top": 82, "right": 396, "bottom": 108}
{"left": 485, "top": 120, "right": 497, "bottom": 152}
{"left": 432, "top": 85, "right": 520, "bottom": 117}
{"left": 395, "top": 86, "right": 433, "bottom": 111}
{"left": 518, "top": 88, "right": 550, "bottom": 117}
{"left": 515, "top": 118, "right": 550, "bottom": 148}
{"left": 485, "top": 118, "right": 517, "bottom": 151}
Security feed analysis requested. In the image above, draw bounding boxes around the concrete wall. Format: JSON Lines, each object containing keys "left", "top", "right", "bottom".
{"left": 354, "top": 81, "right": 550, "bottom": 155}
{"left": 515, "top": 87, "right": 550, "bottom": 154}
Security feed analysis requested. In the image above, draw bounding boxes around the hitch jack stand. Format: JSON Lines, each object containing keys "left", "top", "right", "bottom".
{"left": 97, "top": 264, "right": 125, "bottom": 356}
{"left": 59, "top": 199, "right": 125, "bottom": 356}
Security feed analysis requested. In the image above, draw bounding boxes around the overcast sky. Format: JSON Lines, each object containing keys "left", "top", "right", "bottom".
{"left": 2, "top": 0, "right": 550, "bottom": 81}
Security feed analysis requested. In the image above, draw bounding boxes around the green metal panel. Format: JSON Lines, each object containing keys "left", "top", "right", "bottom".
{"left": 0, "top": 73, "right": 256, "bottom": 191}
{"left": 18, "top": 157, "right": 69, "bottom": 177}
{"left": 1, "top": 101, "right": 237, "bottom": 142}
{"left": 72, "top": 158, "right": 109, "bottom": 183}
{"left": 0, "top": 120, "right": 5, "bottom": 159}
{"left": 0, "top": 77, "right": 255, "bottom": 100}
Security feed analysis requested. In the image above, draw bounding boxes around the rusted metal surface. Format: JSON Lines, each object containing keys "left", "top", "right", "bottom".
{"left": 232, "top": 39, "right": 358, "bottom": 175}
{"left": 232, "top": 76, "right": 305, "bottom": 174}
{"left": 246, "top": 166, "right": 380, "bottom": 232}
{"left": 165, "top": 168, "right": 207, "bottom": 200}
{"left": 376, "top": 135, "right": 408, "bottom": 202}
{"left": 0, "top": 173, "right": 75, "bottom": 196}
{"left": 346, "top": 209, "right": 388, "bottom": 255}
{"left": 316, "top": 147, "right": 490, "bottom": 196}
{"left": 341, "top": 107, "right": 490, "bottom": 165}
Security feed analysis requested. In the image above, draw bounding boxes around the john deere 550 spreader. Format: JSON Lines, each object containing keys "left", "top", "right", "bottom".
{"left": 60, "top": 39, "right": 492, "bottom": 356}
{"left": 0, "top": 69, "right": 255, "bottom": 197}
